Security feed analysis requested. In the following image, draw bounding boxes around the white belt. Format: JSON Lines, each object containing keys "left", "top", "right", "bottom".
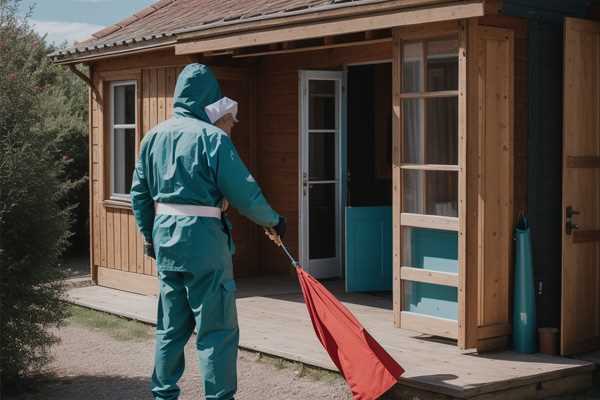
{"left": 155, "top": 203, "right": 221, "bottom": 219}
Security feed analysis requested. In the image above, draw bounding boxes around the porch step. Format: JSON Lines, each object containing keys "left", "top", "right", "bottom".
{"left": 65, "top": 284, "right": 595, "bottom": 400}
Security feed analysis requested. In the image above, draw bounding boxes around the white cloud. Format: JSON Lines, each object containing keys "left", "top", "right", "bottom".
{"left": 31, "top": 19, "right": 105, "bottom": 45}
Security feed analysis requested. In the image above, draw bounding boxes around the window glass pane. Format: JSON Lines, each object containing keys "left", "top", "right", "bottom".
{"left": 402, "top": 227, "right": 458, "bottom": 273}
{"left": 309, "top": 132, "right": 335, "bottom": 180}
{"left": 425, "top": 97, "right": 458, "bottom": 164}
{"left": 402, "top": 170, "right": 458, "bottom": 217}
{"left": 403, "top": 281, "right": 458, "bottom": 320}
{"left": 309, "top": 80, "right": 335, "bottom": 129}
{"left": 113, "top": 128, "right": 136, "bottom": 195}
{"left": 309, "top": 183, "right": 336, "bottom": 259}
{"left": 402, "top": 99, "right": 422, "bottom": 164}
{"left": 403, "top": 97, "right": 458, "bottom": 165}
{"left": 114, "top": 84, "right": 136, "bottom": 125}
{"left": 426, "top": 38, "right": 458, "bottom": 91}
{"left": 402, "top": 42, "right": 423, "bottom": 92}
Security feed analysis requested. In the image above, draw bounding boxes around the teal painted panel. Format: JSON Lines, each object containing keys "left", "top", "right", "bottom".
{"left": 407, "top": 282, "right": 458, "bottom": 320}
{"left": 345, "top": 207, "right": 392, "bottom": 292}
{"left": 407, "top": 228, "right": 458, "bottom": 320}
{"left": 410, "top": 228, "right": 458, "bottom": 273}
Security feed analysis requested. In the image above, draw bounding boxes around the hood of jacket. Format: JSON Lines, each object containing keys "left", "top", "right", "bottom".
{"left": 172, "top": 63, "right": 222, "bottom": 122}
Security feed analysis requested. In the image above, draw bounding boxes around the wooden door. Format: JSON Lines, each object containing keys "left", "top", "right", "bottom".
{"left": 561, "top": 17, "right": 600, "bottom": 355}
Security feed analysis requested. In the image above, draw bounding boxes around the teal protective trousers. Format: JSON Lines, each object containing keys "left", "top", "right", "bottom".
{"left": 131, "top": 64, "right": 280, "bottom": 400}
{"left": 152, "top": 270, "right": 238, "bottom": 400}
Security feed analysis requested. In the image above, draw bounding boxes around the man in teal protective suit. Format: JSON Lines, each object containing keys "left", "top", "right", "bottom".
{"left": 131, "top": 64, "right": 285, "bottom": 400}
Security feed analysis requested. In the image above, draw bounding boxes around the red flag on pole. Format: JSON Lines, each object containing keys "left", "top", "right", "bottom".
{"left": 296, "top": 266, "right": 404, "bottom": 400}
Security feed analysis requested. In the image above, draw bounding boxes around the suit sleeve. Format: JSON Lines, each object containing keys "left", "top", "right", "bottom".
{"left": 214, "top": 135, "right": 280, "bottom": 227}
{"left": 130, "top": 152, "right": 155, "bottom": 243}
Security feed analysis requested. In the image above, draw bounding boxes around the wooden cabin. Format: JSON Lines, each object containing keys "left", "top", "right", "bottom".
{"left": 52, "top": 0, "right": 600, "bottom": 355}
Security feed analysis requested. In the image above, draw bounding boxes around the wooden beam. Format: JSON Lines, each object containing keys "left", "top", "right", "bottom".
{"left": 97, "top": 267, "right": 158, "bottom": 296}
{"left": 401, "top": 311, "right": 458, "bottom": 339}
{"left": 566, "top": 156, "right": 600, "bottom": 169}
{"left": 399, "top": 90, "right": 459, "bottom": 99}
{"left": 400, "top": 267, "right": 459, "bottom": 287}
{"left": 400, "top": 163, "right": 460, "bottom": 171}
{"left": 232, "top": 37, "right": 392, "bottom": 58}
{"left": 176, "top": 2, "right": 485, "bottom": 55}
{"left": 392, "top": 28, "right": 403, "bottom": 329}
{"left": 69, "top": 64, "right": 102, "bottom": 102}
{"left": 573, "top": 230, "right": 600, "bottom": 244}
{"left": 401, "top": 213, "right": 459, "bottom": 231}
{"left": 478, "top": 323, "right": 512, "bottom": 339}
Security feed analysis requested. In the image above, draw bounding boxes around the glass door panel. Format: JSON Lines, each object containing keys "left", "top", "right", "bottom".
{"left": 300, "top": 71, "right": 343, "bottom": 279}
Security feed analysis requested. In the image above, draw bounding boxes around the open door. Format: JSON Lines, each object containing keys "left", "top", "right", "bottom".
{"left": 345, "top": 63, "right": 393, "bottom": 292}
{"left": 561, "top": 17, "right": 600, "bottom": 355}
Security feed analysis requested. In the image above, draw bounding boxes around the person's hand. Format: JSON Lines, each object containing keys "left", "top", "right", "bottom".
{"left": 144, "top": 241, "right": 156, "bottom": 259}
{"left": 221, "top": 199, "right": 230, "bottom": 213}
{"left": 264, "top": 216, "right": 286, "bottom": 246}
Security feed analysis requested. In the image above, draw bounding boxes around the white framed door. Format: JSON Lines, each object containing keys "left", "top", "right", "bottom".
{"left": 299, "top": 70, "right": 344, "bottom": 279}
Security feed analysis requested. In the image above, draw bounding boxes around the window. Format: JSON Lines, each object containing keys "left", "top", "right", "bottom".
{"left": 110, "top": 81, "right": 137, "bottom": 200}
{"left": 399, "top": 37, "right": 461, "bottom": 323}
{"left": 401, "top": 38, "right": 459, "bottom": 217}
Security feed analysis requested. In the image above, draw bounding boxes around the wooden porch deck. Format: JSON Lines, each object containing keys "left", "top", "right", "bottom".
{"left": 67, "top": 276, "right": 595, "bottom": 399}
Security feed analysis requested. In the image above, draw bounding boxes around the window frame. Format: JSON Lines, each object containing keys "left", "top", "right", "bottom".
{"left": 399, "top": 35, "right": 460, "bottom": 223}
{"left": 109, "top": 80, "right": 138, "bottom": 203}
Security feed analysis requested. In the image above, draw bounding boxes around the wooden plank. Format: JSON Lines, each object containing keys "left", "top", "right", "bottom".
{"left": 114, "top": 209, "right": 122, "bottom": 270}
{"left": 392, "top": 28, "right": 402, "bottom": 328}
{"left": 234, "top": 37, "right": 392, "bottom": 58}
{"left": 400, "top": 266, "right": 458, "bottom": 287}
{"left": 476, "top": 26, "right": 514, "bottom": 329}
{"left": 566, "top": 156, "right": 600, "bottom": 168}
{"left": 120, "top": 210, "right": 129, "bottom": 272}
{"left": 572, "top": 230, "right": 600, "bottom": 244}
{"left": 106, "top": 208, "right": 114, "bottom": 269}
{"left": 399, "top": 90, "right": 459, "bottom": 99}
{"left": 128, "top": 213, "right": 137, "bottom": 273}
{"left": 400, "top": 164, "right": 460, "bottom": 171}
{"left": 466, "top": 18, "right": 482, "bottom": 351}
{"left": 562, "top": 18, "right": 600, "bottom": 355}
{"left": 401, "top": 311, "right": 458, "bottom": 339}
{"left": 401, "top": 213, "right": 459, "bottom": 231}
{"left": 176, "top": 2, "right": 485, "bottom": 54}
{"left": 393, "top": 20, "right": 460, "bottom": 40}
{"left": 136, "top": 229, "right": 144, "bottom": 274}
{"left": 457, "top": 19, "right": 470, "bottom": 349}
{"left": 97, "top": 266, "right": 158, "bottom": 296}
{"left": 157, "top": 67, "right": 167, "bottom": 123}
{"left": 478, "top": 323, "right": 512, "bottom": 339}
{"left": 88, "top": 73, "right": 96, "bottom": 281}
{"left": 142, "top": 69, "right": 151, "bottom": 134}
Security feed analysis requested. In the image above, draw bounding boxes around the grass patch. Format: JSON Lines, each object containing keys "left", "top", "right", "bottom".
{"left": 67, "top": 305, "right": 153, "bottom": 342}
{"left": 250, "top": 352, "right": 342, "bottom": 383}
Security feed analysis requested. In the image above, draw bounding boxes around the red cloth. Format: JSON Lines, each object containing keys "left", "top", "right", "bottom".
{"left": 296, "top": 267, "right": 404, "bottom": 400}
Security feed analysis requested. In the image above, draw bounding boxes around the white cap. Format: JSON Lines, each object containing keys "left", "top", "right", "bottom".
{"left": 205, "top": 96, "right": 239, "bottom": 124}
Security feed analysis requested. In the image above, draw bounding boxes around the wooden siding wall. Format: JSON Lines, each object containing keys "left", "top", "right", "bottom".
{"left": 89, "top": 50, "right": 260, "bottom": 291}
{"left": 256, "top": 42, "right": 392, "bottom": 274}
{"left": 465, "top": 16, "right": 528, "bottom": 350}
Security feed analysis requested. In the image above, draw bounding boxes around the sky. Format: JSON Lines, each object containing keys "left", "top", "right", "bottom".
{"left": 21, "top": 0, "right": 156, "bottom": 45}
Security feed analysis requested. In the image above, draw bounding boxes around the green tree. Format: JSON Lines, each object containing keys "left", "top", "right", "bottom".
{"left": 0, "top": 0, "right": 72, "bottom": 391}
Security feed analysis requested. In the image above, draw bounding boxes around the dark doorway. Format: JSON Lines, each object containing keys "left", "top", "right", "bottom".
{"left": 347, "top": 63, "right": 393, "bottom": 207}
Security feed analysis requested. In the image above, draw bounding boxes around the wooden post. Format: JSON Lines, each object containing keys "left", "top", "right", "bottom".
{"left": 392, "top": 28, "right": 402, "bottom": 327}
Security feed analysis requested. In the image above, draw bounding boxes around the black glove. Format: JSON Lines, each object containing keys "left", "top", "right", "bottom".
{"left": 273, "top": 216, "right": 286, "bottom": 239}
{"left": 144, "top": 241, "right": 156, "bottom": 259}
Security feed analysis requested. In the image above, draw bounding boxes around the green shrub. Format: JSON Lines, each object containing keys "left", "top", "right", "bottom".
{"left": 0, "top": 0, "right": 72, "bottom": 392}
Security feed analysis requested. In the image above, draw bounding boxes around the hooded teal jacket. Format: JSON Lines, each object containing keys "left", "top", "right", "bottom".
{"left": 131, "top": 64, "right": 279, "bottom": 272}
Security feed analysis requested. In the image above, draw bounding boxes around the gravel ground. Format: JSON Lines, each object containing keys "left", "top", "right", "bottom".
{"left": 9, "top": 314, "right": 351, "bottom": 400}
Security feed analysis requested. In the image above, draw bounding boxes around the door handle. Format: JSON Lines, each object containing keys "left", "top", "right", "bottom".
{"left": 566, "top": 206, "right": 580, "bottom": 235}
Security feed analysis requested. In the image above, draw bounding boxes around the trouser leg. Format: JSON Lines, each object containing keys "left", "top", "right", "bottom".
{"left": 185, "top": 271, "right": 239, "bottom": 400}
{"left": 152, "top": 271, "right": 195, "bottom": 400}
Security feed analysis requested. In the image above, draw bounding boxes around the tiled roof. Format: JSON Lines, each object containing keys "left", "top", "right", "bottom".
{"left": 51, "top": 0, "right": 392, "bottom": 61}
